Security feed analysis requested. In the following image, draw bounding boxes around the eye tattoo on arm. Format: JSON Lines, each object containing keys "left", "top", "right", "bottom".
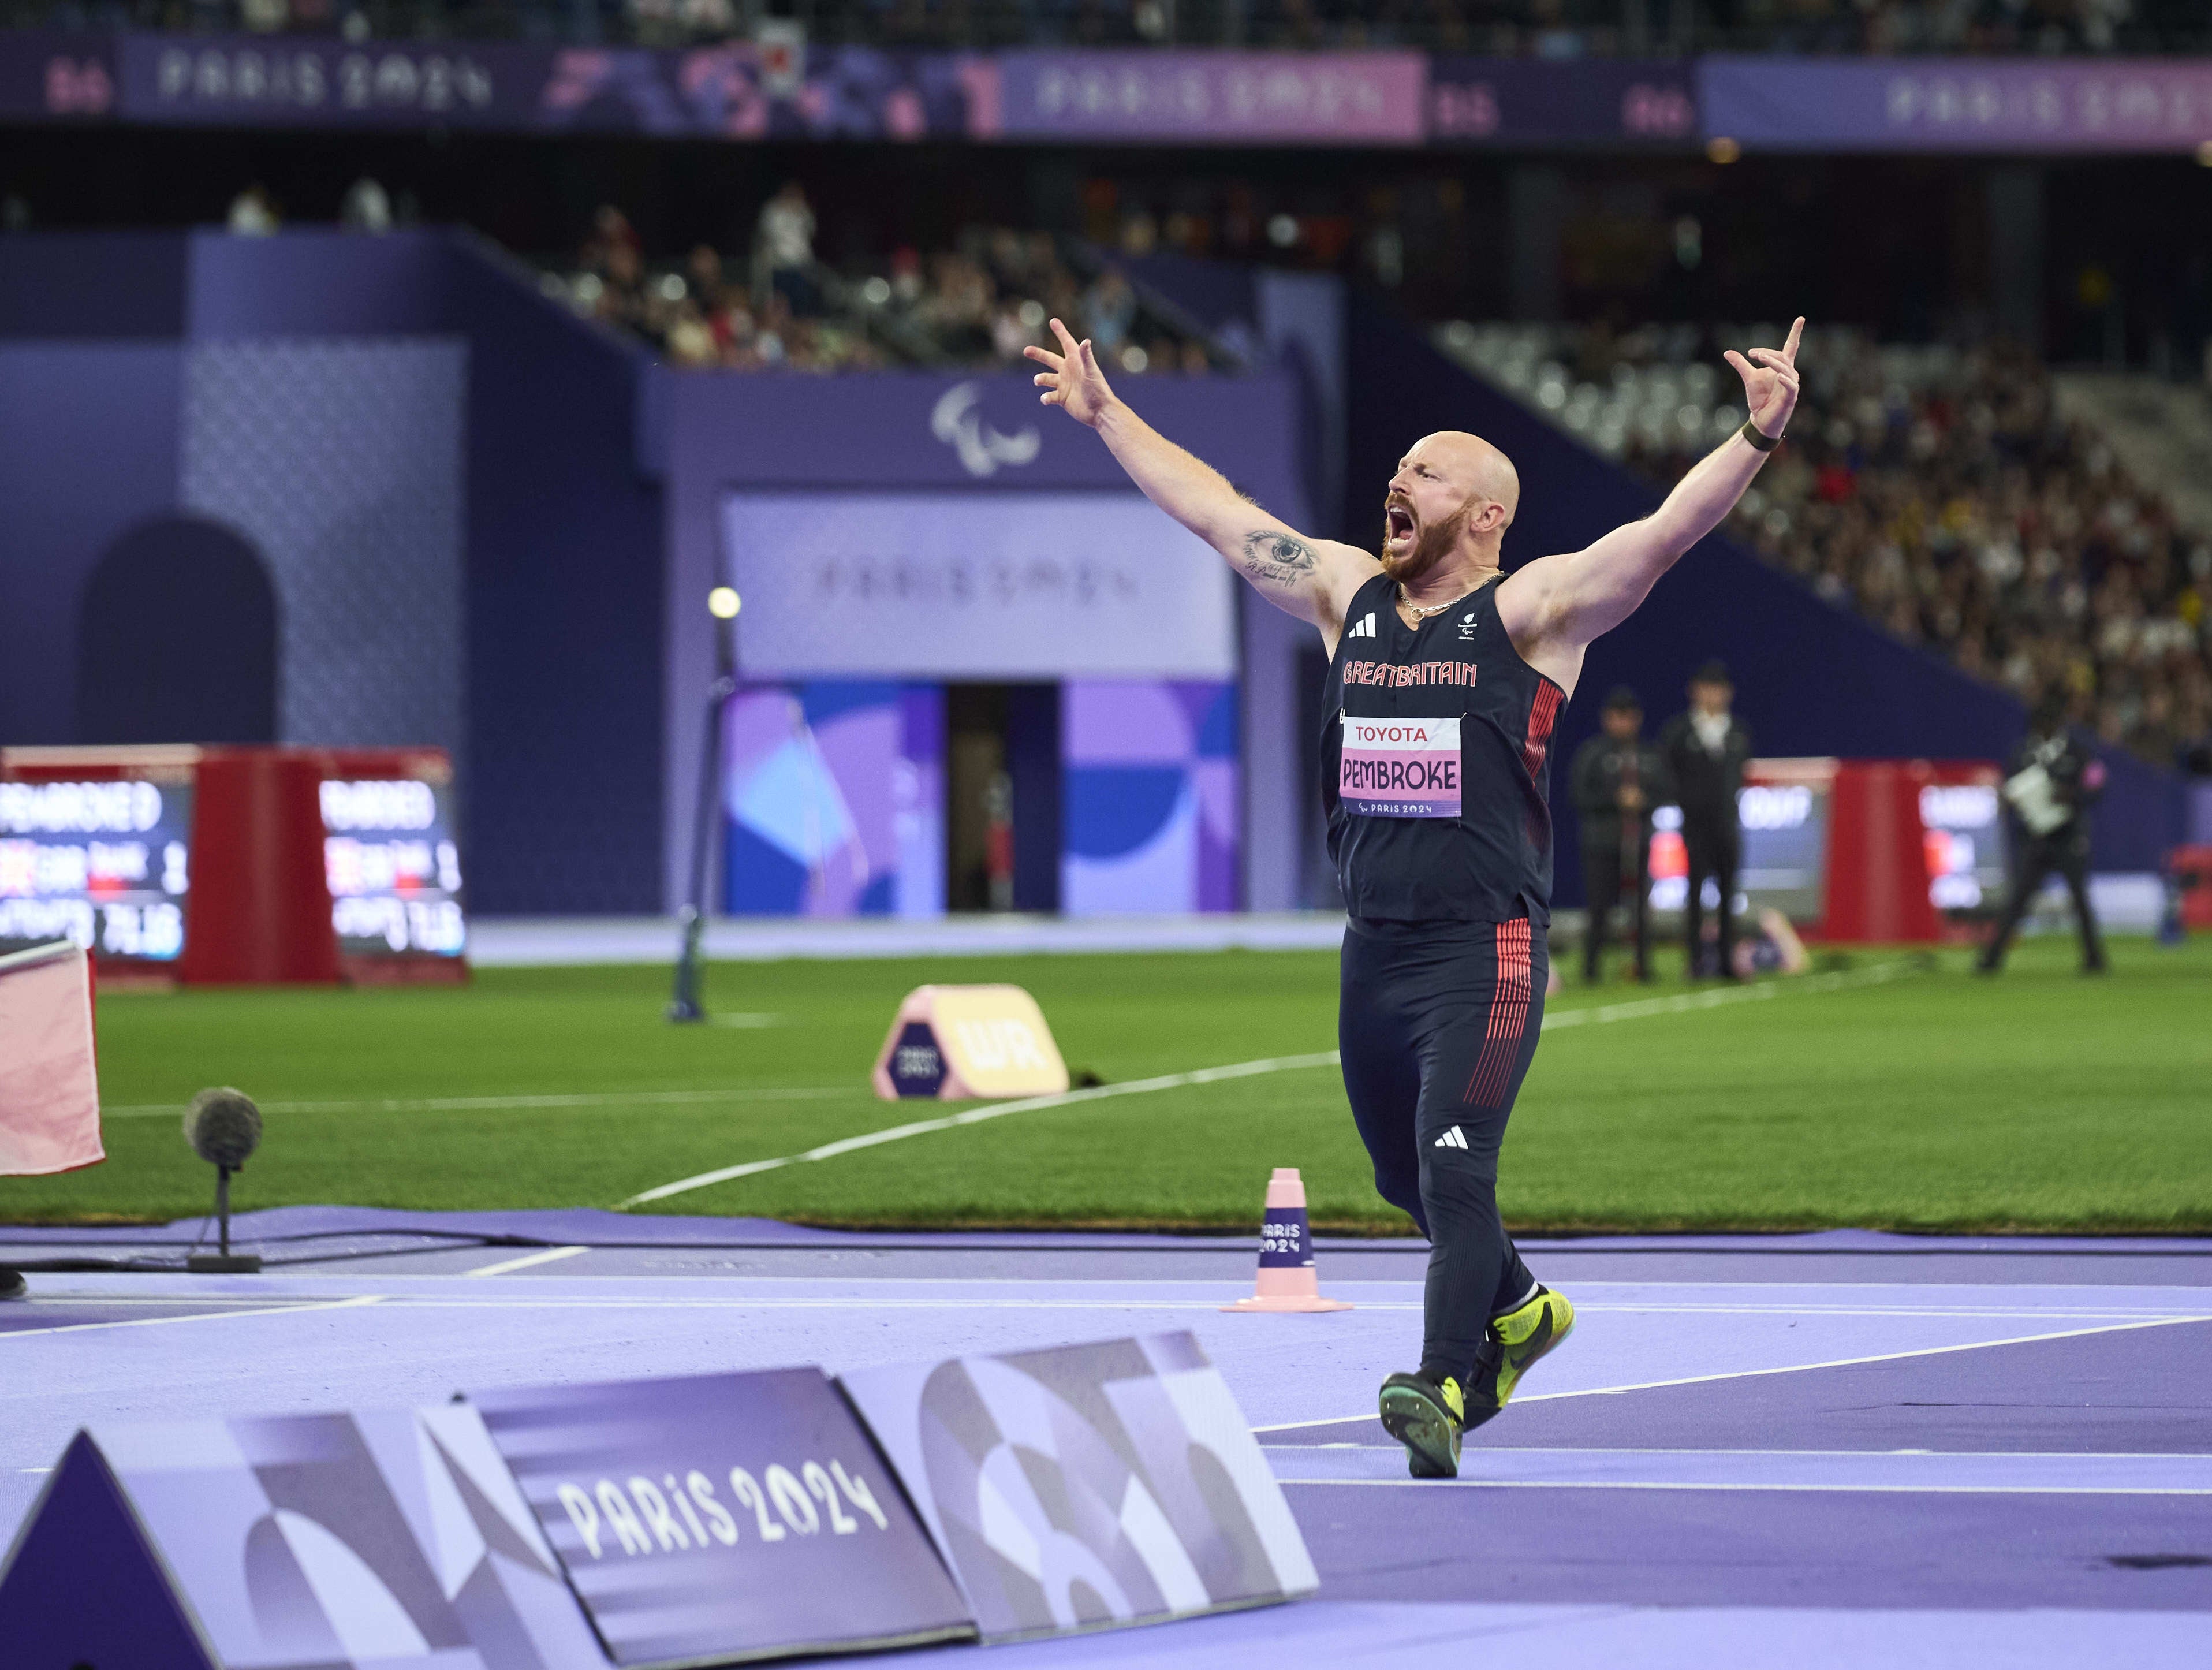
{"left": 1239, "top": 530, "right": 1319, "bottom": 588}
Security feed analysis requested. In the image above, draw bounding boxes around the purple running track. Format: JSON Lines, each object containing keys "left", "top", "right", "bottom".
{"left": 0, "top": 1220, "right": 2205, "bottom": 1665}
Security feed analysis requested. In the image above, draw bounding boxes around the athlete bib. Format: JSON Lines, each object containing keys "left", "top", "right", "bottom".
{"left": 1339, "top": 714, "right": 1462, "bottom": 818}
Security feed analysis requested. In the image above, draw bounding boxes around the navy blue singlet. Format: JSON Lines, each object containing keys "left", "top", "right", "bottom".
{"left": 1321, "top": 572, "right": 1566, "bottom": 926}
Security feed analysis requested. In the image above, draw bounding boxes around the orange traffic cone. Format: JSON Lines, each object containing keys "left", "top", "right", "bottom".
{"left": 1222, "top": 1168, "right": 1353, "bottom": 1313}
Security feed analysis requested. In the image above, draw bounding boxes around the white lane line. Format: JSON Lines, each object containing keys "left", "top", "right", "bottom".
{"left": 1247, "top": 1314, "right": 2212, "bottom": 1432}
{"left": 1539, "top": 959, "right": 1916, "bottom": 1032}
{"left": 1273, "top": 1479, "right": 2212, "bottom": 1496}
{"left": 103, "top": 1088, "right": 848, "bottom": 1120}
{"left": 620, "top": 961, "right": 1919, "bottom": 1209}
{"left": 464, "top": 1246, "right": 590, "bottom": 1278}
{"left": 0, "top": 1294, "right": 387, "bottom": 1342}
{"left": 1260, "top": 1446, "right": 2212, "bottom": 1459}
{"left": 619, "top": 1051, "right": 1343, "bottom": 1207}
{"left": 288, "top": 1295, "right": 1340, "bottom": 1313}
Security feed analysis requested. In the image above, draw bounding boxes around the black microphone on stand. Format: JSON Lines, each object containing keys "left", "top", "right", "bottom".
{"left": 184, "top": 1087, "right": 264, "bottom": 1273}
{"left": 670, "top": 586, "right": 742, "bottom": 1023}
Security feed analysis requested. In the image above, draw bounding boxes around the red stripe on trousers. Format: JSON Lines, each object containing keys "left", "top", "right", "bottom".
{"left": 1521, "top": 683, "right": 1563, "bottom": 778}
{"left": 1464, "top": 918, "right": 1534, "bottom": 1108}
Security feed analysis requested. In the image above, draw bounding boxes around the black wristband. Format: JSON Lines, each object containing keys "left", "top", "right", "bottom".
{"left": 1739, "top": 418, "right": 1783, "bottom": 452}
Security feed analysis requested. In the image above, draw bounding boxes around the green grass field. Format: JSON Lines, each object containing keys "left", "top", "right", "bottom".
{"left": 8, "top": 935, "right": 2209, "bottom": 1234}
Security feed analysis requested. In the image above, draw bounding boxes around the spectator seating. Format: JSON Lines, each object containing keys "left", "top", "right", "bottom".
{"left": 1437, "top": 319, "right": 2212, "bottom": 770}
{"left": 536, "top": 202, "right": 1225, "bottom": 377}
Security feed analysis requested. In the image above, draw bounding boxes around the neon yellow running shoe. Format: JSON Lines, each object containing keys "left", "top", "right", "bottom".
{"left": 1378, "top": 1370, "right": 1465, "bottom": 1478}
{"left": 1465, "top": 1286, "right": 1575, "bottom": 1430}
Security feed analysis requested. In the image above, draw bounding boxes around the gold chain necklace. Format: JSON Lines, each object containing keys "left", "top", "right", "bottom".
{"left": 1398, "top": 584, "right": 1474, "bottom": 620}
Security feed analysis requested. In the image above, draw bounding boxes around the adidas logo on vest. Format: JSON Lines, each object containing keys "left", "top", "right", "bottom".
{"left": 1433, "top": 1126, "right": 1468, "bottom": 1150}
{"left": 1345, "top": 612, "right": 1377, "bottom": 639}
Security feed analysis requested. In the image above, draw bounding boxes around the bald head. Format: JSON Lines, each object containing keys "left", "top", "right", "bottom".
{"left": 1413, "top": 430, "right": 1520, "bottom": 527}
{"left": 1382, "top": 430, "right": 1520, "bottom": 586}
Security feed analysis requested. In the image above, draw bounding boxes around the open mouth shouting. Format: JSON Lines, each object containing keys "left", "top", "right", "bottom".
{"left": 1384, "top": 498, "right": 1416, "bottom": 553}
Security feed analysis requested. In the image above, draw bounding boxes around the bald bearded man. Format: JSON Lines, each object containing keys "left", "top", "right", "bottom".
{"left": 1028, "top": 315, "right": 1804, "bottom": 1478}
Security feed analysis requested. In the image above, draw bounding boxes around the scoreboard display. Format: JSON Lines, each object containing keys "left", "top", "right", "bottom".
{"left": 0, "top": 776, "right": 195, "bottom": 963}
{"left": 322, "top": 777, "right": 467, "bottom": 959}
{"left": 1644, "top": 758, "right": 2006, "bottom": 937}
{"left": 1918, "top": 778, "right": 2005, "bottom": 912}
{"left": 0, "top": 747, "right": 466, "bottom": 979}
{"left": 1648, "top": 767, "right": 1833, "bottom": 922}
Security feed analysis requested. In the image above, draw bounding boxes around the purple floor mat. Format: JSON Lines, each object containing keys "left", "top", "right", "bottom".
{"left": 1269, "top": 1322, "right": 2212, "bottom": 1455}
{"left": 1289, "top": 1484, "right": 2212, "bottom": 1611}
{"left": 3, "top": 1231, "right": 2208, "bottom": 1664}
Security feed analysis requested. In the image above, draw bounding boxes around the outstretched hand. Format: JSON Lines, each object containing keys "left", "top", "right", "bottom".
{"left": 1024, "top": 318, "right": 1117, "bottom": 428}
{"left": 1723, "top": 316, "right": 1805, "bottom": 440}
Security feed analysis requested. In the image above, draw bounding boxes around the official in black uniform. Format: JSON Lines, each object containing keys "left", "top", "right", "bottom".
{"left": 1568, "top": 687, "right": 1667, "bottom": 983}
{"left": 1659, "top": 661, "right": 1752, "bottom": 979}
{"left": 1028, "top": 312, "right": 1808, "bottom": 1477}
{"left": 1978, "top": 696, "right": 2108, "bottom": 974}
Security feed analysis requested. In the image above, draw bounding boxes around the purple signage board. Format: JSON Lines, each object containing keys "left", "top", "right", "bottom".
{"left": 117, "top": 35, "right": 536, "bottom": 128}
{"left": 997, "top": 49, "right": 1425, "bottom": 144}
{"left": 113, "top": 33, "right": 979, "bottom": 136}
{"left": 838, "top": 1332, "right": 1317, "bottom": 1641}
{"left": 0, "top": 30, "right": 117, "bottom": 121}
{"left": 1699, "top": 55, "right": 2212, "bottom": 152}
{"left": 721, "top": 490, "right": 1234, "bottom": 680}
{"left": 1429, "top": 56, "right": 1698, "bottom": 148}
{"left": 0, "top": 1407, "right": 609, "bottom": 1669}
{"left": 470, "top": 1367, "right": 974, "bottom": 1665}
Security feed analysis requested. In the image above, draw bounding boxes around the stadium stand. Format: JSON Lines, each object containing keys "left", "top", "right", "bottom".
{"left": 538, "top": 197, "right": 1227, "bottom": 374}
{"left": 5, "top": 0, "right": 2209, "bottom": 52}
{"left": 1437, "top": 320, "right": 2212, "bottom": 771}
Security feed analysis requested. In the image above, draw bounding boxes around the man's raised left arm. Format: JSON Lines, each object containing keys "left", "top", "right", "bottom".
{"left": 1501, "top": 318, "right": 1803, "bottom": 685}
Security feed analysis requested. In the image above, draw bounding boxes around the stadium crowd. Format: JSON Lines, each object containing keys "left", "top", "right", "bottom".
{"left": 1533, "top": 324, "right": 2212, "bottom": 770}
{"left": 539, "top": 191, "right": 1222, "bottom": 375}
{"left": 3, "top": 0, "right": 2203, "bottom": 52}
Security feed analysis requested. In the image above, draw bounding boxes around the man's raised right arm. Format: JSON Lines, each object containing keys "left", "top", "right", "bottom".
{"left": 1026, "top": 319, "right": 1374, "bottom": 635}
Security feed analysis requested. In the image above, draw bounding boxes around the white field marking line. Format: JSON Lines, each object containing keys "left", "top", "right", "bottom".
{"left": 0, "top": 1295, "right": 329, "bottom": 1307}
{"left": 1271, "top": 1478, "right": 2212, "bottom": 1496}
{"left": 1260, "top": 1446, "right": 2212, "bottom": 1459}
{"left": 621, "top": 961, "right": 1919, "bottom": 1209}
{"left": 1247, "top": 1313, "right": 2212, "bottom": 1432}
{"left": 707, "top": 1013, "right": 785, "bottom": 1028}
{"left": 1538, "top": 958, "right": 1916, "bottom": 1032}
{"left": 259, "top": 1295, "right": 1331, "bottom": 1313}
{"left": 464, "top": 1245, "right": 590, "bottom": 1278}
{"left": 0, "top": 1294, "right": 386, "bottom": 1343}
{"left": 618, "top": 1050, "right": 1343, "bottom": 1207}
{"left": 102, "top": 1087, "right": 848, "bottom": 1120}
{"left": 12, "top": 1289, "right": 2196, "bottom": 1324}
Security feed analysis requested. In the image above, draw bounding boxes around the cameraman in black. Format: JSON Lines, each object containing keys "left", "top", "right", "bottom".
{"left": 1660, "top": 661, "right": 1752, "bottom": 980}
{"left": 1570, "top": 687, "right": 1668, "bottom": 983}
{"left": 1978, "top": 694, "right": 2108, "bottom": 975}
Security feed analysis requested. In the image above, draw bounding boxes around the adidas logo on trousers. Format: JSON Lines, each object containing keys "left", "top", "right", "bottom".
{"left": 1433, "top": 1126, "right": 1468, "bottom": 1150}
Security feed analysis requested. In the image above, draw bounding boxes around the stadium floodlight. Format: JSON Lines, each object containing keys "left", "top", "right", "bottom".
{"left": 670, "top": 589, "right": 742, "bottom": 1023}
{"left": 182, "top": 1087, "right": 264, "bottom": 1273}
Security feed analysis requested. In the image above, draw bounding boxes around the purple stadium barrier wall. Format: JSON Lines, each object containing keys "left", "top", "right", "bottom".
{"left": 0, "top": 229, "right": 662, "bottom": 915}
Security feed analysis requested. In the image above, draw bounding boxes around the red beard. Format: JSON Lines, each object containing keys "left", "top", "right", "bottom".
{"left": 1381, "top": 496, "right": 1472, "bottom": 581}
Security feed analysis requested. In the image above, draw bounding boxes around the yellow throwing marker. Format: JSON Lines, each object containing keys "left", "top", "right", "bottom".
{"left": 872, "top": 985, "right": 1070, "bottom": 1101}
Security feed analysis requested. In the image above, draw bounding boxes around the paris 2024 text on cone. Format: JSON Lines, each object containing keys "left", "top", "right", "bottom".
{"left": 1223, "top": 1168, "right": 1352, "bottom": 1313}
